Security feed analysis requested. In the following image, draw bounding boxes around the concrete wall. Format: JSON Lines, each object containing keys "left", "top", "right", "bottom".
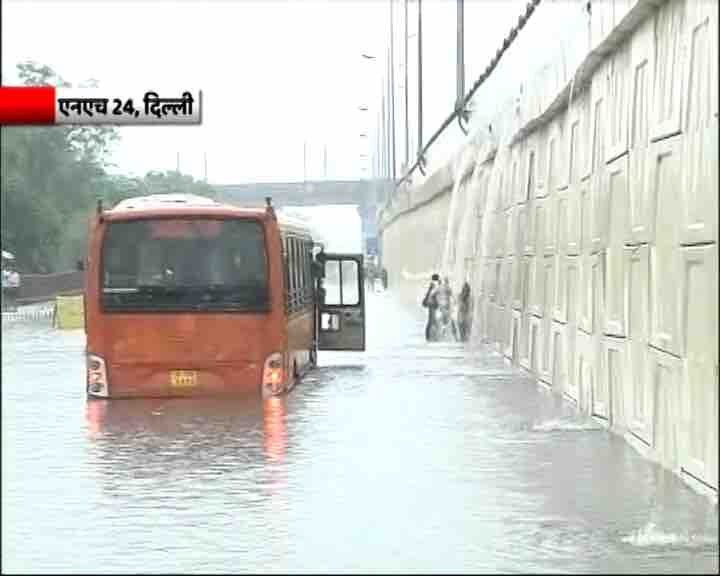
{"left": 380, "top": 165, "right": 454, "bottom": 305}
{"left": 379, "top": 0, "right": 718, "bottom": 497}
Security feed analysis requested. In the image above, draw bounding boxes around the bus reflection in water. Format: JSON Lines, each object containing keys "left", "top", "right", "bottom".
{"left": 263, "top": 396, "right": 288, "bottom": 464}
{"left": 83, "top": 194, "right": 366, "bottom": 400}
{"left": 85, "top": 396, "right": 287, "bottom": 463}
{"left": 83, "top": 396, "right": 288, "bottom": 491}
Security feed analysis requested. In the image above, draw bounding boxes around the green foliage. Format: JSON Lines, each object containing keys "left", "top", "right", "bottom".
{"left": 1, "top": 61, "right": 215, "bottom": 273}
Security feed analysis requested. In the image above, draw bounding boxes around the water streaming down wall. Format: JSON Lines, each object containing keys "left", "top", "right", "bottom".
{"left": 379, "top": 0, "right": 718, "bottom": 496}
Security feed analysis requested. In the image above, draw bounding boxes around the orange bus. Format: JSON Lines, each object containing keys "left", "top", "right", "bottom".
{"left": 84, "top": 193, "right": 365, "bottom": 399}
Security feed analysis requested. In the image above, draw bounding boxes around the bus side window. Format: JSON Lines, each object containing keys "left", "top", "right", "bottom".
{"left": 303, "top": 241, "right": 312, "bottom": 306}
{"left": 294, "top": 238, "right": 303, "bottom": 310}
{"left": 289, "top": 237, "right": 296, "bottom": 311}
{"left": 283, "top": 235, "right": 291, "bottom": 312}
{"left": 289, "top": 237, "right": 297, "bottom": 312}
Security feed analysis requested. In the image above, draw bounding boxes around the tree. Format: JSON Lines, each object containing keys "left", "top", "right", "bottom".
{"left": 1, "top": 62, "right": 119, "bottom": 272}
{"left": 1, "top": 61, "right": 218, "bottom": 273}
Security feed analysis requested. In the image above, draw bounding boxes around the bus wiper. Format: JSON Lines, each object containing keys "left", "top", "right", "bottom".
{"left": 136, "top": 284, "right": 182, "bottom": 291}
{"left": 135, "top": 285, "right": 187, "bottom": 299}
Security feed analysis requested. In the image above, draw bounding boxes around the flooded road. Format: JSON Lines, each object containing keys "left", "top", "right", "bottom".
{"left": 2, "top": 292, "right": 718, "bottom": 573}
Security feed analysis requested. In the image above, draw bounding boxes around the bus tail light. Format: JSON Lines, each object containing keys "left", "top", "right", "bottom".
{"left": 262, "top": 352, "right": 285, "bottom": 396}
{"left": 87, "top": 354, "right": 109, "bottom": 398}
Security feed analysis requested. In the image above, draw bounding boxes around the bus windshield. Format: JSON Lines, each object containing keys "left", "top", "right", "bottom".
{"left": 101, "top": 218, "right": 269, "bottom": 312}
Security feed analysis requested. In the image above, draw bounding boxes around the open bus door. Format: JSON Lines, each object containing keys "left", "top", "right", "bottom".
{"left": 314, "top": 253, "right": 365, "bottom": 351}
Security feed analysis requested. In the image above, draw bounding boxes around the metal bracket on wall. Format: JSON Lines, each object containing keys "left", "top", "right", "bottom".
{"left": 418, "top": 155, "right": 427, "bottom": 176}
{"left": 457, "top": 109, "right": 470, "bottom": 135}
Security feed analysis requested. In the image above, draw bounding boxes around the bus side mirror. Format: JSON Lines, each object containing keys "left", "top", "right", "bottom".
{"left": 76, "top": 259, "right": 85, "bottom": 271}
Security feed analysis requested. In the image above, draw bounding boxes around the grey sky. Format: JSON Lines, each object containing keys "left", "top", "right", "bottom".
{"left": 2, "top": 0, "right": 391, "bottom": 184}
{"left": 2, "top": 0, "right": 547, "bottom": 185}
{"left": 2, "top": 0, "right": 563, "bottom": 248}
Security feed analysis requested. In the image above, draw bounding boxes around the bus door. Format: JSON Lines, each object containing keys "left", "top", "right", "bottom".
{"left": 316, "top": 254, "right": 365, "bottom": 351}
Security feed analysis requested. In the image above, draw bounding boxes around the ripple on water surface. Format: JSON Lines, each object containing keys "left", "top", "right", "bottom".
{"left": 2, "top": 294, "right": 718, "bottom": 573}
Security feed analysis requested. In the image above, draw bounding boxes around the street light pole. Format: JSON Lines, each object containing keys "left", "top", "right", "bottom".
{"left": 456, "top": 0, "right": 465, "bottom": 110}
{"left": 417, "top": 0, "right": 423, "bottom": 161}
{"left": 303, "top": 140, "right": 307, "bottom": 182}
{"left": 389, "top": 0, "right": 396, "bottom": 182}
{"left": 381, "top": 88, "right": 387, "bottom": 178}
{"left": 404, "top": 0, "right": 409, "bottom": 171}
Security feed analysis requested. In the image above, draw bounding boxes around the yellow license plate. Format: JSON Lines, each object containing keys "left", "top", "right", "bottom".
{"left": 170, "top": 370, "right": 197, "bottom": 388}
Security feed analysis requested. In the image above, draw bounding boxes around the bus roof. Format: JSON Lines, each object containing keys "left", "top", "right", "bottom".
{"left": 110, "top": 194, "right": 227, "bottom": 212}
{"left": 105, "top": 194, "right": 316, "bottom": 238}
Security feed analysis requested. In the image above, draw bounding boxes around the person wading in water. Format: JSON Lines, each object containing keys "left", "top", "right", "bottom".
{"left": 457, "top": 281, "right": 473, "bottom": 342}
{"left": 422, "top": 273, "right": 441, "bottom": 341}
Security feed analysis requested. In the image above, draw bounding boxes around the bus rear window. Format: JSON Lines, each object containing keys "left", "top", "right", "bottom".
{"left": 101, "top": 218, "right": 269, "bottom": 312}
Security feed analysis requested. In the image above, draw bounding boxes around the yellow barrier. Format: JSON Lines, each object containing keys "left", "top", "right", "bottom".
{"left": 54, "top": 295, "right": 84, "bottom": 330}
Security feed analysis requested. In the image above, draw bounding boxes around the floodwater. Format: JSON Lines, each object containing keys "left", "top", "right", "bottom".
{"left": 2, "top": 293, "right": 718, "bottom": 573}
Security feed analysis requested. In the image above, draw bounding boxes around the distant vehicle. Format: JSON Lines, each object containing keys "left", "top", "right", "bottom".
{"left": 84, "top": 194, "right": 366, "bottom": 399}
{"left": 2, "top": 250, "right": 20, "bottom": 302}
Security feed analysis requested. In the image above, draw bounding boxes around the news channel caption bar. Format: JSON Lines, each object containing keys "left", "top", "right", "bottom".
{"left": 0, "top": 87, "right": 202, "bottom": 125}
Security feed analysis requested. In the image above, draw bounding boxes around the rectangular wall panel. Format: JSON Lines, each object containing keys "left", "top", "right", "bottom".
{"left": 544, "top": 123, "right": 558, "bottom": 197}
{"left": 679, "top": 244, "right": 719, "bottom": 490}
{"left": 539, "top": 259, "right": 555, "bottom": 385}
{"left": 566, "top": 88, "right": 591, "bottom": 186}
{"left": 505, "top": 206, "right": 516, "bottom": 257}
{"left": 511, "top": 255, "right": 522, "bottom": 311}
{"left": 556, "top": 190, "right": 568, "bottom": 256}
{"left": 554, "top": 255, "right": 579, "bottom": 325}
{"left": 528, "top": 315, "right": 543, "bottom": 376}
{"left": 680, "top": 122, "right": 718, "bottom": 245}
{"left": 590, "top": 59, "right": 608, "bottom": 177}
{"left": 528, "top": 254, "right": 541, "bottom": 318}
{"left": 579, "top": 252, "right": 595, "bottom": 335}
{"left": 567, "top": 182, "right": 581, "bottom": 257}
{"left": 575, "top": 330, "right": 598, "bottom": 414}
{"left": 523, "top": 199, "right": 536, "bottom": 256}
{"left": 556, "top": 111, "right": 569, "bottom": 192}
{"left": 650, "top": 0, "right": 685, "bottom": 140}
{"left": 534, "top": 197, "right": 546, "bottom": 256}
{"left": 543, "top": 255, "right": 555, "bottom": 320}
{"left": 509, "top": 309, "right": 522, "bottom": 364}
{"left": 680, "top": 244, "right": 718, "bottom": 365}
{"left": 590, "top": 172, "right": 605, "bottom": 254}
{"left": 649, "top": 245, "right": 681, "bottom": 357}
{"left": 574, "top": 179, "right": 589, "bottom": 256}
{"left": 495, "top": 210, "right": 507, "bottom": 258}
{"left": 627, "top": 16, "right": 654, "bottom": 245}
{"left": 647, "top": 347, "right": 682, "bottom": 469}
{"left": 597, "top": 336, "right": 628, "bottom": 426}
{"left": 606, "top": 40, "right": 631, "bottom": 163}
{"left": 579, "top": 86, "right": 593, "bottom": 182}
{"left": 630, "top": 16, "right": 654, "bottom": 151}
{"left": 681, "top": 360, "right": 719, "bottom": 490}
{"left": 628, "top": 338, "right": 651, "bottom": 444}
{"left": 535, "top": 124, "right": 547, "bottom": 194}
{"left": 543, "top": 190, "right": 555, "bottom": 256}
{"left": 499, "top": 258, "right": 512, "bottom": 309}
{"left": 625, "top": 244, "right": 649, "bottom": 342}
{"left": 628, "top": 145, "right": 651, "bottom": 245}
{"left": 519, "top": 311, "right": 531, "bottom": 371}
{"left": 549, "top": 321, "right": 567, "bottom": 394}
{"left": 518, "top": 137, "right": 533, "bottom": 205}
{"left": 648, "top": 135, "right": 682, "bottom": 246}
{"left": 604, "top": 155, "right": 629, "bottom": 337}
{"left": 682, "top": 0, "right": 717, "bottom": 133}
